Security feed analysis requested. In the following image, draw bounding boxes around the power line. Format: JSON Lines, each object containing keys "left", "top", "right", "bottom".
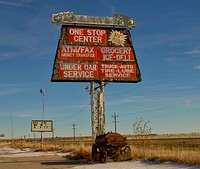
{"left": 112, "top": 112, "right": 119, "bottom": 133}
{"left": 55, "top": 103, "right": 90, "bottom": 123}
{"left": 52, "top": 104, "right": 90, "bottom": 135}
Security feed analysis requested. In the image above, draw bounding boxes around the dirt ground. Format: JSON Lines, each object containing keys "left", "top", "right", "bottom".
{"left": 0, "top": 155, "right": 90, "bottom": 169}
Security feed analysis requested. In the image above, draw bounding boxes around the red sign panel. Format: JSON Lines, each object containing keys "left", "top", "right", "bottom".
{"left": 59, "top": 62, "right": 98, "bottom": 79}
{"left": 98, "top": 47, "right": 135, "bottom": 61}
{"left": 60, "top": 45, "right": 98, "bottom": 60}
{"left": 51, "top": 26, "right": 141, "bottom": 83}
{"left": 99, "top": 63, "right": 136, "bottom": 79}
{"left": 68, "top": 27, "right": 107, "bottom": 44}
{"left": 58, "top": 62, "right": 137, "bottom": 80}
{"left": 60, "top": 45, "right": 135, "bottom": 62}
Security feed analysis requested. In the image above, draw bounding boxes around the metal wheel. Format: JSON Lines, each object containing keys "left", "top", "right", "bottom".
{"left": 92, "top": 144, "right": 98, "bottom": 161}
{"left": 123, "top": 146, "right": 131, "bottom": 160}
{"left": 99, "top": 148, "right": 107, "bottom": 163}
{"left": 109, "top": 147, "right": 120, "bottom": 161}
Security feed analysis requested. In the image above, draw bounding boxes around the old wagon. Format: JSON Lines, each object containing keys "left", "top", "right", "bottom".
{"left": 92, "top": 132, "right": 131, "bottom": 163}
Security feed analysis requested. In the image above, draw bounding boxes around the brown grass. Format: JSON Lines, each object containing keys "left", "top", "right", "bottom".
{"left": 0, "top": 142, "right": 11, "bottom": 147}
{"left": 10, "top": 139, "right": 93, "bottom": 160}
{"left": 129, "top": 139, "right": 200, "bottom": 165}
{"left": 132, "top": 146, "right": 200, "bottom": 165}
{"left": 6, "top": 135, "right": 200, "bottom": 165}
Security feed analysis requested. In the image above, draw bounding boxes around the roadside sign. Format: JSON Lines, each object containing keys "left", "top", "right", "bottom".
{"left": 51, "top": 12, "right": 141, "bottom": 140}
{"left": 31, "top": 120, "right": 53, "bottom": 132}
{"left": 51, "top": 26, "right": 141, "bottom": 83}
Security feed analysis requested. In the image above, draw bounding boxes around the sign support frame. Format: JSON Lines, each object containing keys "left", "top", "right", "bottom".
{"left": 90, "top": 81, "right": 106, "bottom": 140}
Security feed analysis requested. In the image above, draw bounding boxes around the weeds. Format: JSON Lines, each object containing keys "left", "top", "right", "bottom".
{"left": 8, "top": 135, "right": 200, "bottom": 165}
{"left": 129, "top": 139, "right": 200, "bottom": 165}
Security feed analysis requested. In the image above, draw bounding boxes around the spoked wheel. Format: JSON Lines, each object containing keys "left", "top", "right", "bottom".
{"left": 99, "top": 147, "right": 107, "bottom": 163}
{"left": 123, "top": 146, "right": 132, "bottom": 160}
{"left": 92, "top": 144, "right": 98, "bottom": 161}
{"left": 109, "top": 147, "right": 120, "bottom": 161}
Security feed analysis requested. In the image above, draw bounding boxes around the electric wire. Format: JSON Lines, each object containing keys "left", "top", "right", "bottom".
{"left": 55, "top": 103, "right": 90, "bottom": 123}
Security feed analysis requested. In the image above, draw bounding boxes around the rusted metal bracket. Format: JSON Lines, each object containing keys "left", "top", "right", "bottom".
{"left": 52, "top": 12, "right": 135, "bottom": 28}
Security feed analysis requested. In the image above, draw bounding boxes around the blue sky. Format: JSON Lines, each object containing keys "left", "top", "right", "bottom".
{"left": 0, "top": 0, "right": 200, "bottom": 139}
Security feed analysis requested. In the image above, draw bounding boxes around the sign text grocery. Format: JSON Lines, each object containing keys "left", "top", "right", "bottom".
{"left": 51, "top": 25, "right": 141, "bottom": 83}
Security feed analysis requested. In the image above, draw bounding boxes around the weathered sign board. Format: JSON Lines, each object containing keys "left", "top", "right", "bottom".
{"left": 31, "top": 120, "right": 53, "bottom": 132}
{"left": 52, "top": 12, "right": 135, "bottom": 28}
{"left": 51, "top": 26, "right": 141, "bottom": 83}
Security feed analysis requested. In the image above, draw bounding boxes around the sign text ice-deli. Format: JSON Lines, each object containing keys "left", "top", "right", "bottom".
{"left": 68, "top": 27, "right": 107, "bottom": 44}
{"left": 60, "top": 45, "right": 98, "bottom": 60}
{"left": 99, "top": 64, "right": 136, "bottom": 79}
{"left": 59, "top": 62, "right": 98, "bottom": 79}
{"left": 98, "top": 47, "right": 135, "bottom": 61}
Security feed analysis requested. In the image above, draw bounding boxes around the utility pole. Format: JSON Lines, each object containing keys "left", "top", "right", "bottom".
{"left": 11, "top": 113, "right": 13, "bottom": 139}
{"left": 52, "top": 128, "right": 54, "bottom": 139}
{"left": 112, "top": 112, "right": 119, "bottom": 133}
{"left": 40, "top": 88, "right": 45, "bottom": 119}
{"left": 72, "top": 122, "right": 76, "bottom": 141}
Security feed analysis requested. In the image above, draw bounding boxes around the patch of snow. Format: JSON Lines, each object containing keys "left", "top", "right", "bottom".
{"left": 0, "top": 146, "right": 70, "bottom": 157}
{"left": 73, "top": 161, "right": 200, "bottom": 169}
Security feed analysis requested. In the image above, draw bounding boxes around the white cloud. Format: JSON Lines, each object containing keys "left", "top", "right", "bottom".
{"left": 193, "top": 65, "right": 200, "bottom": 70}
{"left": 0, "top": 0, "right": 24, "bottom": 7}
{"left": 0, "top": 0, "right": 32, "bottom": 7}
{"left": 0, "top": 83, "right": 27, "bottom": 96}
{"left": 183, "top": 50, "right": 200, "bottom": 55}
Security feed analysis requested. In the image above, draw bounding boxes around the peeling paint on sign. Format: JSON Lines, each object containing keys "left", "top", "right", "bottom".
{"left": 51, "top": 25, "right": 141, "bottom": 83}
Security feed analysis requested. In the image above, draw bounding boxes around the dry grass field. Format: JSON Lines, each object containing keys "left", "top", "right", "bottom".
{"left": 1, "top": 134, "right": 200, "bottom": 165}
{"left": 129, "top": 138, "right": 200, "bottom": 165}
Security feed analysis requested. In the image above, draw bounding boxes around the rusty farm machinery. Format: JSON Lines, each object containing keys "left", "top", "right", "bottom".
{"left": 92, "top": 132, "right": 132, "bottom": 163}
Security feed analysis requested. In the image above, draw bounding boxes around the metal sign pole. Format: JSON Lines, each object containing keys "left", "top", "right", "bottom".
{"left": 98, "top": 81, "right": 105, "bottom": 135}
{"left": 90, "top": 81, "right": 106, "bottom": 140}
{"left": 90, "top": 81, "right": 97, "bottom": 140}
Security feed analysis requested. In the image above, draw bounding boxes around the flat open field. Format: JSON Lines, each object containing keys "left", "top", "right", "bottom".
{"left": 1, "top": 134, "right": 200, "bottom": 165}
{"left": 0, "top": 146, "right": 200, "bottom": 169}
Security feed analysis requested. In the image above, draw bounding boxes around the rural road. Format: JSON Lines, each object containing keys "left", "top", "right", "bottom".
{"left": 0, "top": 156, "right": 90, "bottom": 169}
{"left": 0, "top": 146, "right": 90, "bottom": 169}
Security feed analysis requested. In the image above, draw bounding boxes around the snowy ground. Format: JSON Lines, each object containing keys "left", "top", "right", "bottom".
{"left": 0, "top": 146, "right": 200, "bottom": 169}
{"left": 0, "top": 146, "right": 70, "bottom": 157}
{"left": 74, "top": 161, "right": 200, "bottom": 169}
